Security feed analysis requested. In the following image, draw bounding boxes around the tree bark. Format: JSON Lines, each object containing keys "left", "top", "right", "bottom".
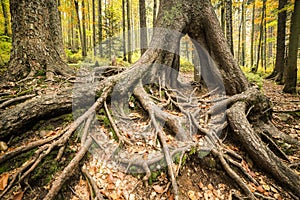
{"left": 283, "top": 0, "right": 300, "bottom": 94}
{"left": 7, "top": 0, "right": 72, "bottom": 81}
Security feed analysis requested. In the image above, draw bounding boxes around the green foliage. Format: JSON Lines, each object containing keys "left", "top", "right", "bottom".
{"left": 0, "top": 35, "right": 11, "bottom": 66}
{"left": 180, "top": 57, "right": 194, "bottom": 72}
{"left": 65, "top": 49, "right": 82, "bottom": 64}
{"left": 244, "top": 71, "right": 264, "bottom": 89}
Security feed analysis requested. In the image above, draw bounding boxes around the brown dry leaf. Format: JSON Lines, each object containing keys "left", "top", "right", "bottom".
{"left": 12, "top": 191, "right": 24, "bottom": 200}
{"left": 256, "top": 185, "right": 265, "bottom": 193}
{"left": 153, "top": 185, "right": 164, "bottom": 194}
{"left": 0, "top": 173, "right": 9, "bottom": 190}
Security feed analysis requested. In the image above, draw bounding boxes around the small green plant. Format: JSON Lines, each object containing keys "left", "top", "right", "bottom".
{"left": 65, "top": 49, "right": 83, "bottom": 64}
{"left": 244, "top": 71, "right": 263, "bottom": 89}
{"left": 0, "top": 35, "right": 12, "bottom": 66}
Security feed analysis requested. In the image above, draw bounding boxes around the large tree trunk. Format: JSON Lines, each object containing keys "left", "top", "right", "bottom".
{"left": 7, "top": 0, "right": 73, "bottom": 81}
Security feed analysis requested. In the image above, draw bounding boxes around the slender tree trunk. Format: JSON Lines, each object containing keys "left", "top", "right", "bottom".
{"left": 153, "top": 0, "right": 157, "bottom": 26}
{"left": 1, "top": 0, "right": 9, "bottom": 36}
{"left": 225, "top": 0, "right": 234, "bottom": 55}
{"left": 237, "top": 9, "right": 242, "bottom": 65}
{"left": 221, "top": 0, "right": 225, "bottom": 32}
{"left": 82, "top": 0, "right": 87, "bottom": 57}
{"left": 74, "top": 0, "right": 84, "bottom": 57}
{"left": 139, "top": 0, "right": 148, "bottom": 55}
{"left": 253, "top": 0, "right": 265, "bottom": 73}
{"left": 98, "top": 0, "right": 103, "bottom": 57}
{"left": 241, "top": 0, "right": 246, "bottom": 66}
{"left": 266, "top": 0, "right": 287, "bottom": 81}
{"left": 283, "top": 0, "right": 300, "bottom": 93}
{"left": 126, "top": 0, "right": 132, "bottom": 63}
{"left": 92, "top": 0, "right": 96, "bottom": 56}
{"left": 250, "top": 0, "right": 256, "bottom": 67}
{"left": 122, "top": 0, "right": 127, "bottom": 61}
{"left": 263, "top": 5, "right": 267, "bottom": 71}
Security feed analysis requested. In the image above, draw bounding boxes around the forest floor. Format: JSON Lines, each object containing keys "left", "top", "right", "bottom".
{"left": 1, "top": 72, "right": 299, "bottom": 200}
{"left": 66, "top": 74, "right": 300, "bottom": 200}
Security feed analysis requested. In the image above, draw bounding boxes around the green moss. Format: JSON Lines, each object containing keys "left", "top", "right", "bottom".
{"left": 0, "top": 148, "right": 36, "bottom": 174}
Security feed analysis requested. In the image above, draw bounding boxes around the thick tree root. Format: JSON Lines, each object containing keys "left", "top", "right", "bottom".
{"left": 227, "top": 101, "right": 300, "bottom": 197}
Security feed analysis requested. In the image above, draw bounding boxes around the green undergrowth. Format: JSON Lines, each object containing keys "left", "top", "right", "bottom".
{"left": 0, "top": 35, "right": 11, "bottom": 67}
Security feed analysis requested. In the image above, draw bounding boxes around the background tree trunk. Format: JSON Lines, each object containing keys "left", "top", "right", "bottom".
{"left": 122, "top": 0, "right": 127, "bottom": 61}
{"left": 250, "top": 0, "right": 256, "bottom": 68}
{"left": 98, "top": 0, "right": 103, "bottom": 57}
{"left": 283, "top": 0, "right": 300, "bottom": 94}
{"left": 1, "top": 0, "right": 9, "bottom": 36}
{"left": 225, "top": 0, "right": 234, "bottom": 55}
{"left": 126, "top": 0, "right": 132, "bottom": 63}
{"left": 267, "top": 0, "right": 287, "bottom": 81}
{"left": 92, "top": 0, "right": 96, "bottom": 56}
{"left": 139, "top": 0, "right": 148, "bottom": 55}
{"left": 82, "top": 0, "right": 87, "bottom": 57}
{"left": 153, "top": 0, "right": 157, "bottom": 25}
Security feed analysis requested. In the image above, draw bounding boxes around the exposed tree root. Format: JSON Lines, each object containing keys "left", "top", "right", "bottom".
{"left": 1, "top": 71, "right": 299, "bottom": 200}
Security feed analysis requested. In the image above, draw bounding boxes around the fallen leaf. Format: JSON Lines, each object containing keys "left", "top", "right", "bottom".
{"left": 0, "top": 173, "right": 9, "bottom": 190}
{"left": 12, "top": 191, "right": 24, "bottom": 200}
{"left": 153, "top": 185, "right": 164, "bottom": 194}
{"left": 256, "top": 185, "right": 265, "bottom": 193}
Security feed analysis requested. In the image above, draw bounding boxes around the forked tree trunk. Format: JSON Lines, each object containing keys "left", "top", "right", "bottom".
{"left": 2, "top": 0, "right": 300, "bottom": 198}
{"left": 7, "top": 0, "right": 72, "bottom": 81}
